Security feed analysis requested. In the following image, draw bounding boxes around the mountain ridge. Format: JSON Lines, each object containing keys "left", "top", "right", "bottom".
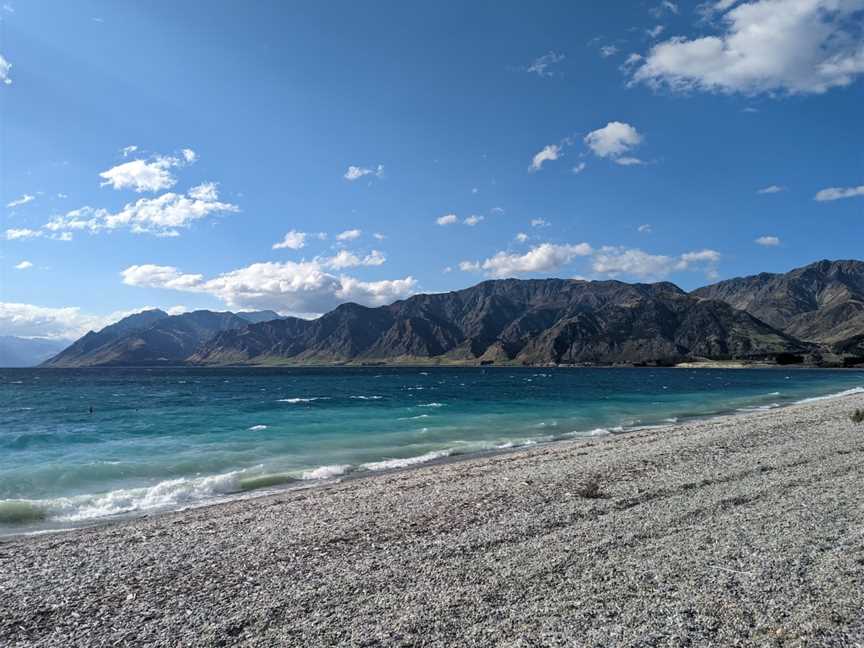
{"left": 37, "top": 259, "right": 864, "bottom": 368}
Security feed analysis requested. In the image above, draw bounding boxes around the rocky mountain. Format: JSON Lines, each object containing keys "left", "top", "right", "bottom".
{"left": 190, "top": 279, "right": 809, "bottom": 366}
{"left": 43, "top": 309, "right": 284, "bottom": 367}
{"left": 693, "top": 259, "right": 864, "bottom": 355}
{"left": 0, "top": 337, "right": 69, "bottom": 368}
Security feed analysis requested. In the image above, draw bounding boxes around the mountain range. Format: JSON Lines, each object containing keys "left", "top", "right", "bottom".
{"left": 34, "top": 259, "right": 864, "bottom": 368}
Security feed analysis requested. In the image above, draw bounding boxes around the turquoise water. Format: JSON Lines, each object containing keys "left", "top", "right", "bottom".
{"left": 1, "top": 367, "right": 862, "bottom": 535}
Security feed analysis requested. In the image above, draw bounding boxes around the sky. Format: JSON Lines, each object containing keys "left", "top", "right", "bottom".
{"left": 1, "top": 0, "right": 862, "bottom": 339}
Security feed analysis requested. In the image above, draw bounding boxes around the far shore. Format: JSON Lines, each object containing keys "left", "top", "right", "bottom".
{"left": 3, "top": 392, "right": 864, "bottom": 646}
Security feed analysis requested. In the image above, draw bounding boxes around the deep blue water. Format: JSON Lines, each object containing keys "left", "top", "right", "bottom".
{"left": 1, "top": 367, "right": 862, "bottom": 535}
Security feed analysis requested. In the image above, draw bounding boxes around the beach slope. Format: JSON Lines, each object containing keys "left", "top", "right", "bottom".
{"left": 2, "top": 394, "right": 864, "bottom": 646}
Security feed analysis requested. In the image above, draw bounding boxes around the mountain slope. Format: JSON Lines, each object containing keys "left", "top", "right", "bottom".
{"left": 693, "top": 260, "right": 864, "bottom": 351}
{"left": 0, "top": 337, "right": 69, "bottom": 367}
{"left": 192, "top": 279, "right": 809, "bottom": 366}
{"left": 43, "top": 310, "right": 267, "bottom": 367}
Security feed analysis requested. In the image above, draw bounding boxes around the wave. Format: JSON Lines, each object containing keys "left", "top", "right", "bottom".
{"left": 277, "top": 397, "right": 328, "bottom": 403}
{"left": 248, "top": 425, "right": 269, "bottom": 431}
{"left": 361, "top": 449, "right": 453, "bottom": 472}
{"left": 417, "top": 402, "right": 445, "bottom": 408}
{"left": 794, "top": 386, "right": 864, "bottom": 404}
{"left": 302, "top": 464, "right": 351, "bottom": 480}
{"left": 398, "top": 414, "right": 430, "bottom": 420}
{"left": 737, "top": 403, "right": 780, "bottom": 412}
{"left": 350, "top": 395, "right": 383, "bottom": 400}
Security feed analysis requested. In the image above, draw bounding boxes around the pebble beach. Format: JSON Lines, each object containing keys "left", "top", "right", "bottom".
{"left": 2, "top": 393, "right": 864, "bottom": 647}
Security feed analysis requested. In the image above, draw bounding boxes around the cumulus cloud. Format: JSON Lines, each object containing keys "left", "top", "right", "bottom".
{"left": 525, "top": 51, "right": 566, "bottom": 77}
{"left": 632, "top": 0, "right": 864, "bottom": 95}
{"left": 638, "top": 223, "right": 653, "bottom": 233}
{"left": 464, "top": 215, "right": 484, "bottom": 226}
{"left": 593, "top": 246, "right": 721, "bottom": 279}
{"left": 320, "top": 249, "right": 386, "bottom": 270}
{"left": 757, "top": 185, "right": 785, "bottom": 194}
{"left": 121, "top": 145, "right": 139, "bottom": 157}
{"left": 600, "top": 45, "right": 619, "bottom": 58}
{"left": 755, "top": 235, "right": 781, "bottom": 246}
{"left": 42, "top": 183, "right": 238, "bottom": 237}
{"left": 99, "top": 150, "right": 197, "bottom": 193}
{"left": 5, "top": 228, "right": 42, "bottom": 240}
{"left": 0, "top": 302, "right": 166, "bottom": 339}
{"left": 436, "top": 214, "right": 458, "bottom": 226}
{"left": 647, "top": 25, "right": 666, "bottom": 39}
{"left": 814, "top": 184, "right": 864, "bottom": 201}
{"left": 530, "top": 218, "right": 549, "bottom": 227}
{"left": 572, "top": 162, "right": 587, "bottom": 174}
{"left": 460, "top": 243, "right": 593, "bottom": 278}
{"left": 122, "top": 261, "right": 416, "bottom": 316}
{"left": 14, "top": 260, "right": 33, "bottom": 270}
{"left": 529, "top": 144, "right": 562, "bottom": 172}
{"left": 515, "top": 232, "right": 529, "bottom": 243}
{"left": 584, "top": 122, "right": 644, "bottom": 164}
{"left": 336, "top": 228, "right": 362, "bottom": 241}
{"left": 0, "top": 54, "right": 11, "bottom": 85}
{"left": 343, "top": 165, "right": 384, "bottom": 181}
{"left": 273, "top": 230, "right": 308, "bottom": 250}
{"left": 6, "top": 194, "right": 34, "bottom": 208}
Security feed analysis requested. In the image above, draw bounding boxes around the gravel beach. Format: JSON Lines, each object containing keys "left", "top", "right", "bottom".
{"left": 2, "top": 393, "right": 864, "bottom": 647}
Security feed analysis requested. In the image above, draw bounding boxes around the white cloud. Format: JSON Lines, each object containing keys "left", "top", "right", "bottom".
{"left": 614, "top": 156, "right": 644, "bottom": 166}
{"left": 6, "top": 193, "right": 34, "bottom": 208}
{"left": 436, "top": 214, "right": 458, "bottom": 226}
{"left": 121, "top": 145, "right": 138, "bottom": 157}
{"left": 99, "top": 150, "right": 197, "bottom": 193}
{"left": 572, "top": 162, "right": 587, "bottom": 174}
{"left": 529, "top": 144, "right": 562, "bottom": 172}
{"left": 43, "top": 183, "right": 238, "bottom": 237}
{"left": 122, "top": 261, "right": 416, "bottom": 316}
{"left": 584, "top": 122, "right": 643, "bottom": 164}
{"left": 530, "top": 218, "right": 549, "bottom": 227}
{"left": 373, "top": 232, "right": 385, "bottom": 240}
{"left": 755, "top": 235, "right": 781, "bottom": 246}
{"left": 0, "top": 302, "right": 161, "bottom": 340}
{"left": 632, "top": 0, "right": 864, "bottom": 95}
{"left": 757, "top": 184, "right": 785, "bottom": 194}
{"left": 5, "top": 228, "right": 42, "bottom": 240}
{"left": 14, "top": 260, "right": 33, "bottom": 270}
{"left": 525, "top": 51, "right": 565, "bottom": 77}
{"left": 273, "top": 230, "right": 308, "bottom": 250}
{"left": 0, "top": 54, "right": 11, "bottom": 85}
{"left": 343, "top": 165, "right": 384, "bottom": 181}
{"left": 464, "top": 215, "right": 484, "bottom": 226}
{"left": 638, "top": 223, "right": 653, "bottom": 233}
{"left": 515, "top": 232, "right": 529, "bottom": 243}
{"left": 336, "top": 228, "right": 362, "bottom": 241}
{"left": 321, "top": 249, "right": 386, "bottom": 270}
{"left": 600, "top": 45, "right": 619, "bottom": 58}
{"left": 814, "top": 184, "right": 864, "bottom": 201}
{"left": 620, "top": 53, "right": 644, "bottom": 72}
{"left": 652, "top": 0, "right": 679, "bottom": 15}
{"left": 462, "top": 243, "right": 593, "bottom": 278}
{"left": 647, "top": 25, "right": 665, "bottom": 39}
{"left": 592, "top": 247, "right": 720, "bottom": 279}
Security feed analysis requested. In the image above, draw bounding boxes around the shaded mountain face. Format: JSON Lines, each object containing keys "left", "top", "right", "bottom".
{"left": 693, "top": 260, "right": 864, "bottom": 353}
{"left": 43, "top": 310, "right": 280, "bottom": 367}
{"left": 0, "top": 337, "right": 69, "bottom": 367}
{"left": 191, "top": 278, "right": 808, "bottom": 366}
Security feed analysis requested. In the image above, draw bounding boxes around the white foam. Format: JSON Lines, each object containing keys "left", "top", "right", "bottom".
{"left": 398, "top": 414, "right": 430, "bottom": 420}
{"left": 417, "top": 402, "right": 445, "bottom": 408}
{"left": 361, "top": 449, "right": 453, "bottom": 472}
{"left": 248, "top": 425, "right": 269, "bottom": 431}
{"left": 737, "top": 403, "right": 780, "bottom": 412}
{"left": 350, "top": 395, "right": 383, "bottom": 400}
{"left": 302, "top": 464, "right": 351, "bottom": 480}
{"left": 795, "top": 386, "right": 864, "bottom": 404}
{"left": 663, "top": 417, "right": 679, "bottom": 423}
{"left": 277, "top": 397, "right": 326, "bottom": 403}
{"left": 13, "top": 469, "right": 250, "bottom": 524}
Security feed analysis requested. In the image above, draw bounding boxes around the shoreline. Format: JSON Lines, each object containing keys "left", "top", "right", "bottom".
{"left": 3, "top": 393, "right": 864, "bottom": 645}
{"left": 4, "top": 381, "right": 863, "bottom": 540}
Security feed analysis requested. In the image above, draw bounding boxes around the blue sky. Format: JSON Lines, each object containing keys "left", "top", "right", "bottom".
{"left": 1, "top": 0, "right": 863, "bottom": 338}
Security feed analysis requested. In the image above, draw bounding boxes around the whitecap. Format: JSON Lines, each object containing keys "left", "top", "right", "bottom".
{"left": 302, "top": 464, "right": 351, "bottom": 480}
{"left": 277, "top": 397, "right": 327, "bottom": 403}
{"left": 795, "top": 386, "right": 864, "bottom": 404}
{"left": 248, "top": 425, "right": 269, "bottom": 431}
{"left": 361, "top": 449, "right": 453, "bottom": 471}
{"left": 417, "top": 402, "right": 445, "bottom": 408}
{"left": 350, "top": 395, "right": 383, "bottom": 400}
{"left": 397, "top": 414, "right": 430, "bottom": 420}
